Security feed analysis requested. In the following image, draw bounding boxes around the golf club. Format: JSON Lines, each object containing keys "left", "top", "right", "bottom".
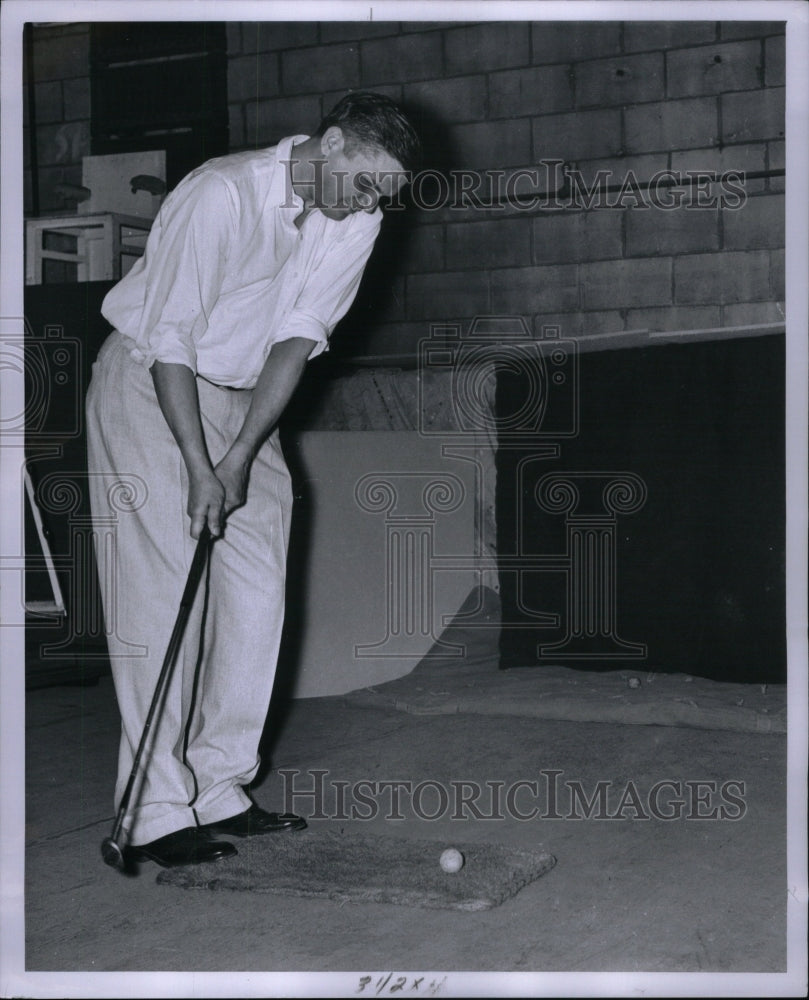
{"left": 101, "top": 526, "right": 213, "bottom": 871}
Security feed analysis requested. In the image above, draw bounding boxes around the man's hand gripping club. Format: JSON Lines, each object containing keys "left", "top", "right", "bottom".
{"left": 150, "top": 337, "right": 315, "bottom": 539}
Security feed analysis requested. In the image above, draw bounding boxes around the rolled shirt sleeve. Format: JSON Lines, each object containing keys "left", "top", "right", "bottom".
{"left": 101, "top": 171, "right": 239, "bottom": 372}
{"left": 272, "top": 211, "right": 381, "bottom": 360}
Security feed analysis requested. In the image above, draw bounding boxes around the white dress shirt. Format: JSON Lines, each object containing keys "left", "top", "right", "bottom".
{"left": 101, "top": 135, "right": 382, "bottom": 388}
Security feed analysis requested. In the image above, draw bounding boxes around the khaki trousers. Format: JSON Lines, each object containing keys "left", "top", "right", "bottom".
{"left": 86, "top": 331, "right": 292, "bottom": 845}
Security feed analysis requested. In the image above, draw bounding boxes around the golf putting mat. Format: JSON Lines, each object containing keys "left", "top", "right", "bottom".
{"left": 156, "top": 829, "right": 556, "bottom": 911}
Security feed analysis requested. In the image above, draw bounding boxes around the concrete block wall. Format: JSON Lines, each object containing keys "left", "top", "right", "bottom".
{"left": 227, "top": 19, "right": 786, "bottom": 355}
{"left": 23, "top": 24, "right": 91, "bottom": 215}
{"left": 22, "top": 20, "right": 785, "bottom": 349}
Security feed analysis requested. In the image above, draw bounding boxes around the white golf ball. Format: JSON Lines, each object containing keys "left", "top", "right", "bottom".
{"left": 440, "top": 848, "right": 464, "bottom": 873}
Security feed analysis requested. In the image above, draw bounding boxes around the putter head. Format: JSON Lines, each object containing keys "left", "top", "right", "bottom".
{"left": 100, "top": 836, "right": 126, "bottom": 871}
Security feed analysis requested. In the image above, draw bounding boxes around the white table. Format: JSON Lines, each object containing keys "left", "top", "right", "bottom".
{"left": 25, "top": 212, "right": 152, "bottom": 284}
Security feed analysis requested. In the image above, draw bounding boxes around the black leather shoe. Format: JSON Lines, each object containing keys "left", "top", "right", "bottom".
{"left": 201, "top": 804, "right": 307, "bottom": 837}
{"left": 124, "top": 826, "right": 238, "bottom": 868}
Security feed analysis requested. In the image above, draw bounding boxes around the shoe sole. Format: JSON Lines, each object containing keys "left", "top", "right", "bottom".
{"left": 125, "top": 846, "right": 237, "bottom": 868}
{"left": 206, "top": 818, "right": 308, "bottom": 837}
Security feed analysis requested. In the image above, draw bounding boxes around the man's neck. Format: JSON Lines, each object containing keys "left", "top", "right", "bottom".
{"left": 293, "top": 205, "right": 313, "bottom": 231}
{"left": 289, "top": 135, "right": 322, "bottom": 211}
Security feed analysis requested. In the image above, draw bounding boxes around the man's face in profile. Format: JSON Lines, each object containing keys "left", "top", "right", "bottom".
{"left": 314, "top": 127, "right": 407, "bottom": 220}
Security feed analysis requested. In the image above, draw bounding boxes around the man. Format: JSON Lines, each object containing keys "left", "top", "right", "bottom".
{"left": 86, "top": 92, "right": 420, "bottom": 868}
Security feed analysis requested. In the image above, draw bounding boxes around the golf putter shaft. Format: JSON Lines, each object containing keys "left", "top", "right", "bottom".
{"left": 101, "top": 526, "right": 213, "bottom": 868}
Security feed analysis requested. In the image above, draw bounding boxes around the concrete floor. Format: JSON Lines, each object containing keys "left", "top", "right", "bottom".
{"left": 11, "top": 670, "right": 797, "bottom": 996}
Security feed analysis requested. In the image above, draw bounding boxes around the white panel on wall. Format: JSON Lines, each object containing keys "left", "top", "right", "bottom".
{"left": 79, "top": 151, "right": 166, "bottom": 218}
{"left": 283, "top": 431, "right": 489, "bottom": 699}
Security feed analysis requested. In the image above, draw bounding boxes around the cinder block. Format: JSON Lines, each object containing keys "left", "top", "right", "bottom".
{"left": 533, "top": 209, "right": 623, "bottom": 264}
{"left": 626, "top": 204, "right": 719, "bottom": 256}
{"left": 228, "top": 103, "right": 245, "bottom": 149}
{"left": 532, "top": 22, "right": 622, "bottom": 63}
{"left": 722, "top": 193, "right": 784, "bottom": 250}
{"left": 397, "top": 223, "right": 445, "bottom": 274}
{"left": 625, "top": 97, "right": 719, "bottom": 154}
{"left": 32, "top": 30, "right": 89, "bottom": 81}
{"left": 719, "top": 22, "right": 785, "bottom": 41}
{"left": 228, "top": 53, "right": 280, "bottom": 102}
{"left": 765, "top": 35, "right": 785, "bottom": 86}
{"left": 534, "top": 108, "right": 623, "bottom": 162}
{"left": 226, "top": 21, "right": 242, "bottom": 55}
{"left": 38, "top": 164, "right": 84, "bottom": 213}
{"left": 445, "top": 218, "right": 531, "bottom": 270}
{"left": 673, "top": 250, "right": 771, "bottom": 304}
{"left": 489, "top": 65, "right": 573, "bottom": 118}
{"left": 667, "top": 40, "right": 762, "bottom": 98}
{"left": 361, "top": 32, "right": 443, "bottom": 85}
{"left": 768, "top": 140, "right": 784, "bottom": 192}
{"left": 575, "top": 53, "right": 664, "bottom": 108}
{"left": 357, "top": 274, "right": 406, "bottom": 325}
{"left": 36, "top": 166, "right": 63, "bottom": 214}
{"left": 626, "top": 304, "right": 721, "bottom": 333}
{"left": 490, "top": 264, "right": 580, "bottom": 313}
{"left": 319, "top": 21, "right": 400, "bottom": 43}
{"left": 445, "top": 22, "right": 530, "bottom": 75}
{"left": 332, "top": 321, "right": 433, "bottom": 362}
{"left": 769, "top": 248, "right": 784, "bottom": 299}
{"left": 561, "top": 154, "right": 668, "bottom": 202}
{"left": 406, "top": 271, "right": 490, "bottom": 321}
{"left": 412, "top": 167, "right": 553, "bottom": 223}
{"left": 321, "top": 84, "right": 403, "bottom": 116}
{"left": 376, "top": 315, "right": 446, "bottom": 367}
{"left": 533, "top": 311, "right": 583, "bottom": 337}
{"left": 35, "top": 121, "right": 89, "bottom": 167}
{"left": 581, "top": 257, "right": 672, "bottom": 309}
{"left": 33, "top": 81, "right": 63, "bottom": 124}
{"left": 722, "top": 87, "right": 784, "bottom": 142}
{"left": 244, "top": 22, "right": 319, "bottom": 53}
{"left": 670, "top": 145, "right": 767, "bottom": 196}
{"left": 499, "top": 164, "right": 565, "bottom": 207}
{"left": 450, "top": 119, "right": 532, "bottom": 170}
{"left": 62, "top": 77, "right": 89, "bottom": 122}
{"left": 578, "top": 311, "right": 625, "bottom": 336}
{"left": 404, "top": 76, "right": 487, "bottom": 124}
{"left": 623, "top": 21, "right": 716, "bottom": 52}
{"left": 246, "top": 95, "right": 323, "bottom": 147}
{"left": 722, "top": 301, "right": 784, "bottom": 327}
{"left": 282, "top": 44, "right": 360, "bottom": 96}
{"left": 405, "top": 175, "right": 456, "bottom": 223}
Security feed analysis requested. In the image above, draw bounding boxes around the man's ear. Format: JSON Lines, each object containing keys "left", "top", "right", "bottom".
{"left": 320, "top": 126, "right": 346, "bottom": 156}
